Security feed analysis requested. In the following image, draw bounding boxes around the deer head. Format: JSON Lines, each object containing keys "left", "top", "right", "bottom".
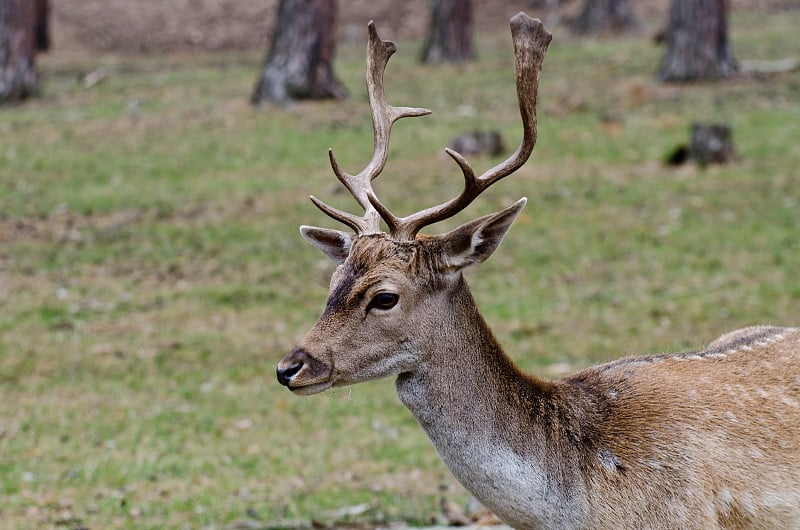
{"left": 277, "top": 14, "right": 551, "bottom": 395}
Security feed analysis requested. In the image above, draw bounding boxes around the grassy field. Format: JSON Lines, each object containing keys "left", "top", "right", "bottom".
{"left": 1, "top": 10, "right": 799, "bottom": 530}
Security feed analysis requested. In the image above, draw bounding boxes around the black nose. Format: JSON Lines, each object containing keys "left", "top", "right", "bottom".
{"left": 276, "top": 361, "right": 304, "bottom": 386}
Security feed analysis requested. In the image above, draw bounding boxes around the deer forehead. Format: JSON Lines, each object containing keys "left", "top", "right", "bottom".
{"left": 324, "top": 236, "right": 444, "bottom": 312}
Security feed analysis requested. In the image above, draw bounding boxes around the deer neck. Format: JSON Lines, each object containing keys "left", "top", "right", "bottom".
{"left": 395, "top": 275, "right": 548, "bottom": 430}
{"left": 394, "top": 276, "right": 588, "bottom": 529}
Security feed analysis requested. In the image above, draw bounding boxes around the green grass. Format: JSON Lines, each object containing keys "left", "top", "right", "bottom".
{"left": 1, "top": 10, "right": 800, "bottom": 529}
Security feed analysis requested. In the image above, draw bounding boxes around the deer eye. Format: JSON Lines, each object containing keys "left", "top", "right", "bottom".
{"left": 368, "top": 292, "right": 398, "bottom": 311}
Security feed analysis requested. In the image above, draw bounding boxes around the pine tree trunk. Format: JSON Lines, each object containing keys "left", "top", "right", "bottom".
{"left": 420, "top": 0, "right": 474, "bottom": 64}
{"left": 658, "top": 0, "right": 737, "bottom": 82}
{"left": 0, "top": 0, "right": 39, "bottom": 103}
{"left": 251, "top": 0, "right": 346, "bottom": 106}
{"left": 570, "top": 0, "right": 636, "bottom": 35}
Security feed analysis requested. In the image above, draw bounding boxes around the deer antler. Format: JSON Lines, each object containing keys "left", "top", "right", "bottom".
{"left": 312, "top": 14, "right": 551, "bottom": 240}
{"left": 381, "top": 13, "right": 552, "bottom": 240}
{"left": 310, "top": 21, "right": 431, "bottom": 235}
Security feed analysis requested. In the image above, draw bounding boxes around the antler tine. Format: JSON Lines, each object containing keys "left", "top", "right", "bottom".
{"left": 315, "top": 21, "right": 431, "bottom": 235}
{"left": 393, "top": 13, "right": 552, "bottom": 240}
{"left": 309, "top": 195, "right": 371, "bottom": 234}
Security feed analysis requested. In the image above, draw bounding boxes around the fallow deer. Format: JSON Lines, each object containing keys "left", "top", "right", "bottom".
{"left": 276, "top": 13, "right": 800, "bottom": 530}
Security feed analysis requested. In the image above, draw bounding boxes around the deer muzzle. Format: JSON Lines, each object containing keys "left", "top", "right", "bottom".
{"left": 276, "top": 347, "right": 334, "bottom": 395}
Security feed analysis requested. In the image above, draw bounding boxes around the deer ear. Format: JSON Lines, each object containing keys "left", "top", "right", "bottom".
{"left": 439, "top": 198, "right": 527, "bottom": 272}
{"left": 300, "top": 226, "right": 353, "bottom": 265}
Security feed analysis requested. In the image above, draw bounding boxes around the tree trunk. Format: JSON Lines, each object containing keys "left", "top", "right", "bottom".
{"left": 658, "top": 0, "right": 737, "bottom": 82}
{"left": 251, "top": 0, "right": 346, "bottom": 106}
{"left": 35, "top": 0, "right": 49, "bottom": 52}
{"left": 0, "top": 0, "right": 39, "bottom": 103}
{"left": 570, "top": 0, "right": 636, "bottom": 35}
{"left": 420, "top": 0, "right": 474, "bottom": 64}
{"left": 530, "top": 0, "right": 570, "bottom": 8}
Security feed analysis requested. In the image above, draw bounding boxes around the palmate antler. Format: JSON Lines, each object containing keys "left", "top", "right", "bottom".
{"left": 311, "top": 13, "right": 552, "bottom": 240}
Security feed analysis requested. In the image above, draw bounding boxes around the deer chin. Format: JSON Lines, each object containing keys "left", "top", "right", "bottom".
{"left": 288, "top": 380, "right": 334, "bottom": 396}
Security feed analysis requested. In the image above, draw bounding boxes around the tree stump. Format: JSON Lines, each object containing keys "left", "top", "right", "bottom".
{"left": 689, "top": 123, "right": 735, "bottom": 166}
{"left": 251, "top": 0, "right": 347, "bottom": 106}
{"left": 666, "top": 122, "right": 736, "bottom": 166}
{"left": 448, "top": 130, "right": 505, "bottom": 157}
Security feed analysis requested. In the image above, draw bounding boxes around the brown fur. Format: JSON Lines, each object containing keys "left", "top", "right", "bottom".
{"left": 279, "top": 235, "right": 800, "bottom": 529}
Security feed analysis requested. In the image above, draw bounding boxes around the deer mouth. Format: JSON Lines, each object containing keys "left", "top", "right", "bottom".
{"left": 276, "top": 347, "right": 335, "bottom": 394}
{"left": 288, "top": 380, "right": 334, "bottom": 395}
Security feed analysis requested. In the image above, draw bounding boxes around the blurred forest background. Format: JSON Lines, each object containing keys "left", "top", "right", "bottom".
{"left": 51, "top": 0, "right": 654, "bottom": 53}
